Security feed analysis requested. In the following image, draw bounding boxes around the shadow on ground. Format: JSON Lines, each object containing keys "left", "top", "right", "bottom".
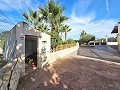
{"left": 17, "top": 63, "right": 68, "bottom": 90}
{"left": 17, "top": 56, "right": 120, "bottom": 90}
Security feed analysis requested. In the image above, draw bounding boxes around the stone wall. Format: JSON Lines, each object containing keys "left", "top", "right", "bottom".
{"left": 0, "top": 57, "right": 24, "bottom": 90}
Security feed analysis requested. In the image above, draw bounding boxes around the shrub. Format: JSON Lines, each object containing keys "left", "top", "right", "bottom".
{"left": 62, "top": 39, "right": 76, "bottom": 44}
{"left": 79, "top": 34, "right": 95, "bottom": 45}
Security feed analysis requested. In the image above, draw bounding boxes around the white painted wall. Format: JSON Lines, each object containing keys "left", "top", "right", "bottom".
{"left": 3, "top": 27, "right": 16, "bottom": 61}
{"left": 118, "top": 22, "right": 120, "bottom": 52}
{"left": 107, "top": 42, "right": 118, "bottom": 45}
{"left": 48, "top": 43, "right": 79, "bottom": 63}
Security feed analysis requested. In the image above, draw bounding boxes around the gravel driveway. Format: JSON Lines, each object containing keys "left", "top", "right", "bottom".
{"left": 17, "top": 54, "right": 120, "bottom": 90}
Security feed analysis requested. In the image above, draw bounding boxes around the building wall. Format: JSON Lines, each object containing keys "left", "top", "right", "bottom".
{"left": 118, "top": 22, "right": 120, "bottom": 52}
{"left": 107, "top": 42, "right": 118, "bottom": 45}
{"left": 37, "top": 32, "right": 51, "bottom": 67}
{"left": 15, "top": 22, "right": 51, "bottom": 74}
{"left": 3, "top": 26, "right": 16, "bottom": 61}
{"left": 15, "top": 22, "right": 50, "bottom": 57}
{"left": 3, "top": 21, "right": 51, "bottom": 76}
{"left": 40, "top": 33, "right": 51, "bottom": 53}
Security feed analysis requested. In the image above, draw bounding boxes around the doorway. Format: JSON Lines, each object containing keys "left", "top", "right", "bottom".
{"left": 25, "top": 35, "right": 38, "bottom": 73}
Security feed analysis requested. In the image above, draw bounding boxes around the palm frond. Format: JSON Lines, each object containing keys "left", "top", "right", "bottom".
{"left": 28, "top": 8, "right": 34, "bottom": 18}
{"left": 22, "top": 12, "right": 30, "bottom": 22}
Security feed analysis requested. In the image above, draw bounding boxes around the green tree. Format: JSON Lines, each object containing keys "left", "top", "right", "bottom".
{"left": 59, "top": 24, "right": 65, "bottom": 38}
{"left": 80, "top": 30, "right": 87, "bottom": 38}
{"left": 51, "top": 32, "right": 63, "bottom": 48}
{"left": 38, "top": 24, "right": 49, "bottom": 33}
{"left": 0, "top": 31, "right": 7, "bottom": 48}
{"left": 79, "top": 34, "right": 95, "bottom": 45}
{"left": 108, "top": 37, "right": 117, "bottom": 42}
{"left": 62, "top": 25, "right": 71, "bottom": 41}
{"left": 22, "top": 9, "right": 41, "bottom": 29}
{"left": 65, "top": 39, "right": 76, "bottom": 44}
{"left": 38, "top": 0, "right": 68, "bottom": 47}
{"left": 38, "top": 1, "right": 67, "bottom": 31}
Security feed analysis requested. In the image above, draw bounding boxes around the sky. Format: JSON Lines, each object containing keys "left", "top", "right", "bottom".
{"left": 0, "top": 0, "right": 120, "bottom": 40}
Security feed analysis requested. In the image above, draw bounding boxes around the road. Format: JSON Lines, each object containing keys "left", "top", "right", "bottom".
{"left": 78, "top": 45, "right": 120, "bottom": 63}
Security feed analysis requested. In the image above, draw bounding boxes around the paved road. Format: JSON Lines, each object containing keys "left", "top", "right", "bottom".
{"left": 77, "top": 45, "right": 120, "bottom": 63}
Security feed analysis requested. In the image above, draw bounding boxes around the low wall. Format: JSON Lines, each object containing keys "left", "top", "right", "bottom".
{"left": 107, "top": 42, "right": 118, "bottom": 45}
{"left": 49, "top": 44, "right": 79, "bottom": 63}
{"left": 0, "top": 57, "right": 25, "bottom": 90}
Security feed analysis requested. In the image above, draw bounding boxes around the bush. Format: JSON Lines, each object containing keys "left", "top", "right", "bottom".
{"left": 66, "top": 39, "right": 76, "bottom": 44}
{"left": 62, "top": 39, "right": 76, "bottom": 44}
{"left": 79, "top": 34, "right": 95, "bottom": 45}
{"left": 51, "top": 32, "right": 63, "bottom": 47}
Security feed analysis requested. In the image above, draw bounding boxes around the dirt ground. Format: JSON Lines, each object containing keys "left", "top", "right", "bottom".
{"left": 17, "top": 56, "right": 120, "bottom": 90}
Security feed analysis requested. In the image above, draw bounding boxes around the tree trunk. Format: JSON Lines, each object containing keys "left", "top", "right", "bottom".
{"left": 61, "top": 32, "right": 62, "bottom": 38}
{"left": 65, "top": 32, "right": 67, "bottom": 41}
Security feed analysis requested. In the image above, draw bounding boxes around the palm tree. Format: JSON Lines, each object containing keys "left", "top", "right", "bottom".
{"left": 38, "top": 1, "right": 68, "bottom": 32}
{"left": 63, "top": 25, "right": 71, "bottom": 41}
{"left": 80, "top": 30, "right": 87, "bottom": 38}
{"left": 38, "top": 0, "right": 68, "bottom": 47}
{"left": 59, "top": 24, "right": 65, "bottom": 38}
{"left": 38, "top": 24, "right": 49, "bottom": 33}
{"left": 22, "top": 9, "right": 41, "bottom": 29}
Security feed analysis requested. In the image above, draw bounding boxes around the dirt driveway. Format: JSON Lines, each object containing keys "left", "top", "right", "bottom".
{"left": 17, "top": 55, "right": 120, "bottom": 90}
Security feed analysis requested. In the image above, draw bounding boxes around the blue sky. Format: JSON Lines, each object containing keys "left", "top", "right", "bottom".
{"left": 0, "top": 0, "right": 120, "bottom": 39}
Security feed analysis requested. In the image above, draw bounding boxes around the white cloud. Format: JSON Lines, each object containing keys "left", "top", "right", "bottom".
{"left": 72, "top": 0, "right": 93, "bottom": 16}
{"left": 105, "top": 0, "right": 109, "bottom": 12}
{"left": 0, "top": 0, "right": 39, "bottom": 11}
{"left": 65, "top": 14, "right": 118, "bottom": 40}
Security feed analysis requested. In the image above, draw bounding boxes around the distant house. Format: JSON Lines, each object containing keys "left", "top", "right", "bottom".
{"left": 111, "top": 22, "right": 120, "bottom": 52}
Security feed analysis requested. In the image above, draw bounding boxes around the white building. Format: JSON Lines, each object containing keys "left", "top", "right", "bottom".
{"left": 3, "top": 21, "right": 51, "bottom": 75}
{"left": 111, "top": 22, "right": 120, "bottom": 52}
